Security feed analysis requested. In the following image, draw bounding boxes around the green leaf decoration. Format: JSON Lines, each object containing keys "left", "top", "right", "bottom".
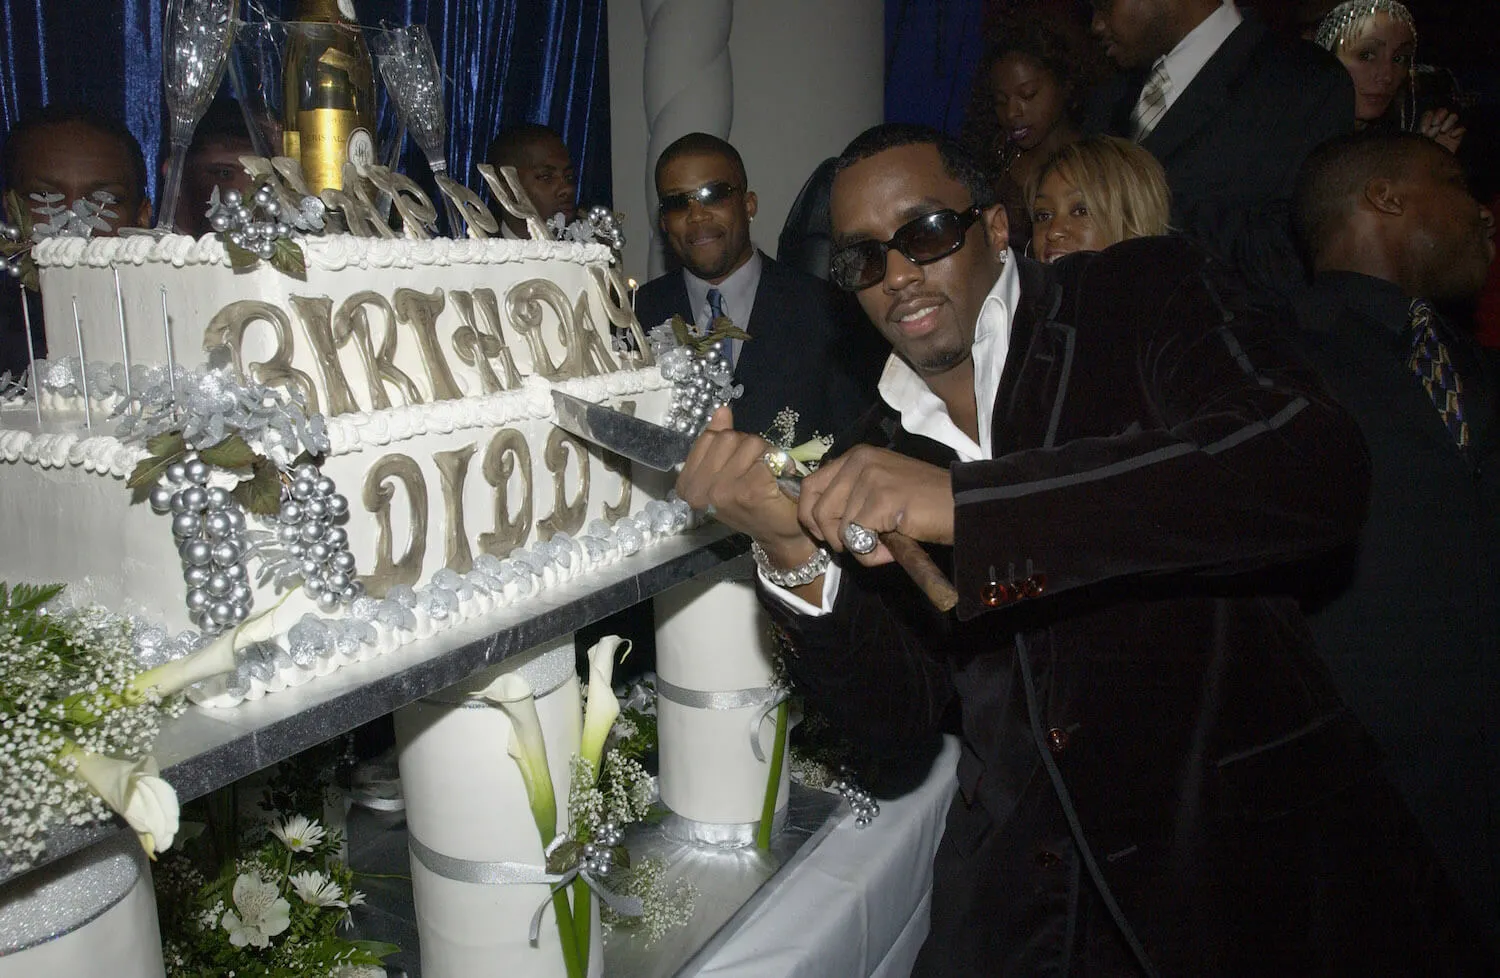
{"left": 145, "top": 431, "right": 186, "bottom": 459}
{"left": 4, "top": 189, "right": 32, "bottom": 238}
{"left": 349, "top": 940, "right": 402, "bottom": 959}
{"left": 231, "top": 458, "right": 284, "bottom": 516}
{"left": 223, "top": 236, "right": 261, "bottom": 271}
{"left": 127, "top": 452, "right": 183, "bottom": 504}
{"left": 2, "top": 581, "right": 63, "bottom": 614}
{"left": 290, "top": 449, "right": 324, "bottom": 469}
{"left": 270, "top": 237, "right": 307, "bottom": 280}
{"left": 668, "top": 314, "right": 694, "bottom": 349}
{"left": 609, "top": 844, "right": 631, "bottom": 870}
{"left": 547, "top": 839, "right": 584, "bottom": 875}
{"left": 197, "top": 433, "right": 257, "bottom": 471}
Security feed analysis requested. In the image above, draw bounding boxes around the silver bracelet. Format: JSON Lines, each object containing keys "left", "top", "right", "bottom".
{"left": 751, "top": 541, "right": 830, "bottom": 588}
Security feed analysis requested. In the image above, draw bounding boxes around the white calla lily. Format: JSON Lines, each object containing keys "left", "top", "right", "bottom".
{"left": 579, "top": 635, "right": 627, "bottom": 776}
{"left": 128, "top": 592, "right": 290, "bottom": 700}
{"left": 469, "top": 673, "right": 558, "bottom": 843}
{"left": 65, "top": 746, "right": 180, "bottom": 857}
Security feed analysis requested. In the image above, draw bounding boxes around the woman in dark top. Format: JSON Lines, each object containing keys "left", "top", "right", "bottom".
{"left": 961, "top": 14, "right": 1096, "bottom": 251}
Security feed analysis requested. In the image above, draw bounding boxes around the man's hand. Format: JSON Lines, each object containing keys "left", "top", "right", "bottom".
{"left": 675, "top": 407, "right": 815, "bottom": 570}
{"left": 799, "top": 445, "right": 954, "bottom": 567}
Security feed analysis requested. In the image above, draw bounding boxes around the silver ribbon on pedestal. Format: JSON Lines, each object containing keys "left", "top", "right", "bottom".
{"left": 654, "top": 677, "right": 796, "bottom": 762}
{"left": 406, "top": 834, "right": 643, "bottom": 943}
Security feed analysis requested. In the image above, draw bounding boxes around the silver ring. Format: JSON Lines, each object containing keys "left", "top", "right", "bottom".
{"left": 842, "top": 521, "right": 878, "bottom": 555}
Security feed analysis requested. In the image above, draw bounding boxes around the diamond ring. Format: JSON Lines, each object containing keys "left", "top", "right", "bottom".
{"left": 763, "top": 448, "right": 796, "bottom": 478}
{"left": 842, "top": 521, "right": 879, "bottom": 555}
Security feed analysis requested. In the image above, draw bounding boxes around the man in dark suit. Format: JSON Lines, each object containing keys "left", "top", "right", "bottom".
{"left": 1291, "top": 129, "right": 1500, "bottom": 961}
{"left": 678, "top": 123, "right": 1487, "bottom": 975}
{"left": 638, "top": 132, "right": 880, "bottom": 440}
{"left": 1085, "top": 0, "right": 1353, "bottom": 308}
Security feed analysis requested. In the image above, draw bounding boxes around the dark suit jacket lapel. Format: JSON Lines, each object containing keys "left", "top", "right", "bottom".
{"left": 991, "top": 257, "right": 1066, "bottom": 457}
{"left": 1142, "top": 18, "right": 1266, "bottom": 163}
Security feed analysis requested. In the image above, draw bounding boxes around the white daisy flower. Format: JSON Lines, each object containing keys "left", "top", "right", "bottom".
{"left": 220, "top": 873, "right": 291, "bottom": 948}
{"left": 290, "top": 869, "right": 346, "bottom": 907}
{"left": 269, "top": 814, "right": 326, "bottom": 852}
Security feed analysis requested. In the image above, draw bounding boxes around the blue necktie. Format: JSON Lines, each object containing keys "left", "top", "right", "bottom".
{"left": 707, "top": 288, "right": 735, "bottom": 369}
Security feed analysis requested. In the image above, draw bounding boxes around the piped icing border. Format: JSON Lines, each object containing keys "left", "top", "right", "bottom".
{"left": 0, "top": 367, "right": 670, "bottom": 476}
{"left": 33, "top": 232, "right": 614, "bottom": 271}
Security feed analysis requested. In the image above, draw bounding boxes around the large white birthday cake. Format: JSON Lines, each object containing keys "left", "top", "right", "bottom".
{"left": 0, "top": 227, "right": 685, "bottom": 705}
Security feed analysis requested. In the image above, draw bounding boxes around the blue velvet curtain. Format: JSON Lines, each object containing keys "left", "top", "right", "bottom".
{"left": 0, "top": 0, "right": 611, "bottom": 215}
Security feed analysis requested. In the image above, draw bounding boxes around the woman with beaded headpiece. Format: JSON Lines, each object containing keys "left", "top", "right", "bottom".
{"left": 1314, "top": 0, "right": 1464, "bottom": 153}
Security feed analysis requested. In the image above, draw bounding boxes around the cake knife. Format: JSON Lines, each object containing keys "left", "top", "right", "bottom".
{"left": 552, "top": 390, "right": 959, "bottom": 612}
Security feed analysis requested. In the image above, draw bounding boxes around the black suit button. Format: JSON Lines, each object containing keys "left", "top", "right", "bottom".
{"left": 1021, "top": 573, "right": 1047, "bottom": 599}
{"left": 1047, "top": 727, "right": 1070, "bottom": 754}
{"left": 981, "top": 581, "right": 1010, "bottom": 607}
{"left": 1035, "top": 849, "right": 1062, "bottom": 869}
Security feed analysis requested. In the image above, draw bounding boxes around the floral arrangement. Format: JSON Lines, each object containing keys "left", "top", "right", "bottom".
{"left": 156, "top": 811, "right": 397, "bottom": 978}
{"left": 205, "top": 182, "right": 326, "bottom": 278}
{"left": 0, "top": 582, "right": 254, "bottom": 872}
{"left": 470, "top": 635, "right": 696, "bottom": 975}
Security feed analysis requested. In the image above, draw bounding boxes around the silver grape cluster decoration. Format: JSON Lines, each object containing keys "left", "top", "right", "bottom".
{"left": 0, "top": 220, "right": 27, "bottom": 280}
{"left": 149, "top": 455, "right": 254, "bottom": 634}
{"left": 207, "top": 184, "right": 299, "bottom": 260}
{"left": 582, "top": 818, "right": 624, "bottom": 876}
{"left": 262, "top": 463, "right": 362, "bottom": 613}
{"left": 647, "top": 321, "right": 741, "bottom": 435}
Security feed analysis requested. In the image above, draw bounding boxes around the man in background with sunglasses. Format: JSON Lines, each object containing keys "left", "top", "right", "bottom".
{"left": 677, "top": 123, "right": 1484, "bottom": 975}
{"left": 637, "top": 132, "right": 881, "bottom": 438}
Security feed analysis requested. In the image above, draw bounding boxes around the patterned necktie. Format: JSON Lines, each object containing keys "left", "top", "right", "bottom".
{"left": 1130, "top": 61, "right": 1172, "bottom": 142}
{"left": 707, "top": 287, "right": 735, "bottom": 369}
{"left": 1407, "top": 298, "right": 1469, "bottom": 448}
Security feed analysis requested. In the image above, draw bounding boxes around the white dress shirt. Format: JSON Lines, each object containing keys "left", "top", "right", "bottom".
{"left": 764, "top": 253, "right": 1022, "bottom": 616}
{"left": 1154, "top": 1, "right": 1243, "bottom": 114}
{"left": 685, "top": 250, "right": 764, "bottom": 366}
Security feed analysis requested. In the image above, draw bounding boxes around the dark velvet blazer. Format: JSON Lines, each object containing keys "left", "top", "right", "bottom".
{"left": 1292, "top": 272, "right": 1500, "bottom": 960}
{"left": 633, "top": 252, "right": 882, "bottom": 440}
{"left": 1085, "top": 15, "right": 1353, "bottom": 308}
{"left": 764, "top": 239, "right": 1488, "bottom": 975}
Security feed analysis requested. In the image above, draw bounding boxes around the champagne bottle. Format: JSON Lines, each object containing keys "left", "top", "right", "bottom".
{"left": 282, "top": 0, "right": 376, "bottom": 197}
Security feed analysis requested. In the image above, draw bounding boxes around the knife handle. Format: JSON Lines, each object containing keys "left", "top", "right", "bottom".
{"left": 881, "top": 532, "right": 959, "bottom": 612}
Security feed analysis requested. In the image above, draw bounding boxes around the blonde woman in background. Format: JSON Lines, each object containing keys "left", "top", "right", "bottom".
{"left": 1314, "top": 0, "right": 1464, "bottom": 153}
{"left": 1027, "top": 135, "right": 1171, "bottom": 264}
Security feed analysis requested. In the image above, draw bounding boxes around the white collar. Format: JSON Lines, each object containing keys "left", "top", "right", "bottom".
{"left": 1157, "top": 1, "right": 1242, "bottom": 108}
{"left": 876, "top": 254, "right": 1020, "bottom": 462}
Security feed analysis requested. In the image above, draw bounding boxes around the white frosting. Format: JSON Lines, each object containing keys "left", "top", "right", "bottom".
{"left": 33, "top": 232, "right": 612, "bottom": 271}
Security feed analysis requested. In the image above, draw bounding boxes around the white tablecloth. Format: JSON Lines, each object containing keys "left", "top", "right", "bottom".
{"left": 687, "top": 735, "right": 959, "bottom": 978}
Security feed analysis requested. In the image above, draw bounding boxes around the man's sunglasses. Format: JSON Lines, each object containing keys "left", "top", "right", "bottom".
{"left": 830, "top": 206, "right": 983, "bottom": 292}
{"left": 658, "top": 181, "right": 742, "bottom": 217}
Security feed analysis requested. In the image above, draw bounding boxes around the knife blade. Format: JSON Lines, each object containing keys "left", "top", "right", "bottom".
{"left": 551, "top": 390, "right": 959, "bottom": 612}
{"left": 552, "top": 390, "right": 697, "bottom": 471}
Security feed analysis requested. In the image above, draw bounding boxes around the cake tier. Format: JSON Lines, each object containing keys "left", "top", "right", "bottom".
{"left": 0, "top": 373, "right": 673, "bottom": 635}
{"left": 33, "top": 234, "right": 645, "bottom": 423}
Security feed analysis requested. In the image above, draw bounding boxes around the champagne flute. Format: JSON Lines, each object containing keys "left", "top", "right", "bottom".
{"left": 157, "top": 0, "right": 239, "bottom": 232}
{"left": 370, "top": 25, "right": 460, "bottom": 235}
